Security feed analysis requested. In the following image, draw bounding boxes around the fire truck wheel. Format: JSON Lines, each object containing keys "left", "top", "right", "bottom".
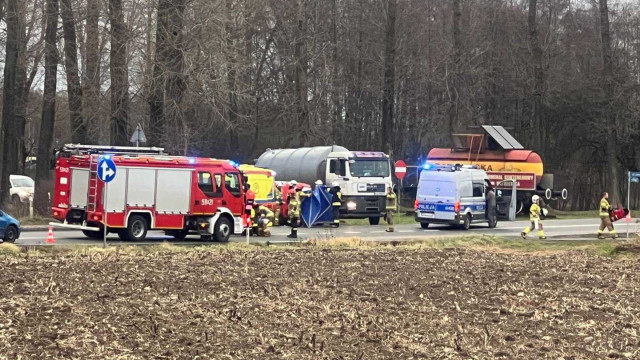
{"left": 82, "top": 230, "right": 103, "bottom": 239}
{"left": 213, "top": 216, "right": 232, "bottom": 242}
{"left": 126, "top": 215, "right": 148, "bottom": 241}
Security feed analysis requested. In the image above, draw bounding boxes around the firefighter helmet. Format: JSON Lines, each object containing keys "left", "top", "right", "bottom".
{"left": 315, "top": 180, "right": 323, "bottom": 185}
{"left": 532, "top": 195, "right": 540, "bottom": 203}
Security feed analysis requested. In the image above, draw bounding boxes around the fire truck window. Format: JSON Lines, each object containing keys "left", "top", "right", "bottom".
{"left": 225, "top": 173, "right": 241, "bottom": 197}
{"left": 198, "top": 172, "right": 215, "bottom": 196}
{"left": 214, "top": 174, "right": 223, "bottom": 195}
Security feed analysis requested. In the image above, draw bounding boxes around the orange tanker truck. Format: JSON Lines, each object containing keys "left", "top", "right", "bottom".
{"left": 426, "top": 125, "right": 567, "bottom": 213}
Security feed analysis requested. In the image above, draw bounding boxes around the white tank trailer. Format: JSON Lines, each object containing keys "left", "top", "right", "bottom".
{"left": 256, "top": 146, "right": 393, "bottom": 225}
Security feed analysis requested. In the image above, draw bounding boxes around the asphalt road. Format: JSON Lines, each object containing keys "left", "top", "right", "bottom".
{"left": 13, "top": 217, "right": 639, "bottom": 246}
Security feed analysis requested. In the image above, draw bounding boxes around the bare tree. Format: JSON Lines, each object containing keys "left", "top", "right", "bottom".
{"left": 83, "top": 0, "right": 101, "bottom": 143}
{"left": 293, "top": 0, "right": 309, "bottom": 146}
{"left": 1, "top": 0, "right": 22, "bottom": 205}
{"left": 528, "top": 0, "right": 544, "bottom": 152}
{"left": 599, "top": 0, "right": 622, "bottom": 205}
{"left": 35, "top": 0, "right": 59, "bottom": 214}
{"left": 381, "top": 0, "right": 397, "bottom": 156}
{"left": 109, "top": 0, "right": 129, "bottom": 145}
{"left": 61, "top": 0, "right": 85, "bottom": 144}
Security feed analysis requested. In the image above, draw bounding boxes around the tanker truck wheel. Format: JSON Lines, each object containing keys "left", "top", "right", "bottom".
{"left": 368, "top": 217, "right": 381, "bottom": 225}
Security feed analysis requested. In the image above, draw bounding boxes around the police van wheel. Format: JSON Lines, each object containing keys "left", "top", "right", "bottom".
{"left": 420, "top": 222, "right": 429, "bottom": 229}
{"left": 368, "top": 217, "right": 381, "bottom": 226}
{"left": 126, "top": 215, "right": 148, "bottom": 241}
{"left": 461, "top": 214, "right": 471, "bottom": 230}
{"left": 213, "top": 217, "right": 232, "bottom": 243}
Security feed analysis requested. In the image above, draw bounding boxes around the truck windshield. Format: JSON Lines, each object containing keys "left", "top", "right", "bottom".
{"left": 349, "top": 160, "right": 390, "bottom": 177}
{"left": 11, "top": 178, "right": 34, "bottom": 187}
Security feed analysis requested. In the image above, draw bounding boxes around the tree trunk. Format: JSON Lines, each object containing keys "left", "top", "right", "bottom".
{"left": 294, "top": 0, "right": 309, "bottom": 146}
{"left": 35, "top": 0, "right": 59, "bottom": 214}
{"left": 448, "top": 0, "right": 461, "bottom": 135}
{"left": 83, "top": 0, "right": 101, "bottom": 143}
{"left": 528, "top": 0, "right": 544, "bottom": 153}
{"left": 381, "top": 0, "right": 397, "bottom": 156}
{"left": 108, "top": 0, "right": 129, "bottom": 146}
{"left": 149, "top": 0, "right": 169, "bottom": 147}
{"left": 1, "top": 0, "right": 21, "bottom": 205}
{"left": 61, "top": 0, "right": 85, "bottom": 144}
{"left": 599, "top": 0, "right": 622, "bottom": 205}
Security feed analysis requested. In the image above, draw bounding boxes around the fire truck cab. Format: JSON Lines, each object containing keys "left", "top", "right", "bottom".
{"left": 50, "top": 144, "right": 246, "bottom": 242}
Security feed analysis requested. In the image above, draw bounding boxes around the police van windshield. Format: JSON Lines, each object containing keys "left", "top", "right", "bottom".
{"left": 349, "top": 160, "right": 390, "bottom": 177}
{"left": 419, "top": 179, "right": 457, "bottom": 198}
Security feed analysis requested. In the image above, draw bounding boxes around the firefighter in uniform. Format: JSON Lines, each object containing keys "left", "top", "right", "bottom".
{"left": 256, "top": 205, "right": 274, "bottom": 237}
{"left": 385, "top": 187, "right": 397, "bottom": 232}
{"left": 521, "top": 195, "right": 546, "bottom": 239}
{"left": 598, "top": 192, "right": 617, "bottom": 239}
{"left": 244, "top": 184, "right": 256, "bottom": 234}
{"left": 287, "top": 181, "right": 300, "bottom": 238}
{"left": 331, "top": 182, "right": 342, "bottom": 227}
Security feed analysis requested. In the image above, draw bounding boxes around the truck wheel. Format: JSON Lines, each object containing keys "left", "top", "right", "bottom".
{"left": 420, "top": 222, "right": 430, "bottom": 229}
{"left": 461, "top": 214, "right": 471, "bottom": 230}
{"left": 82, "top": 230, "right": 102, "bottom": 239}
{"left": 125, "top": 215, "right": 148, "bottom": 241}
{"left": 213, "top": 216, "right": 232, "bottom": 242}
{"left": 3, "top": 225, "right": 18, "bottom": 243}
{"left": 368, "top": 217, "right": 381, "bottom": 225}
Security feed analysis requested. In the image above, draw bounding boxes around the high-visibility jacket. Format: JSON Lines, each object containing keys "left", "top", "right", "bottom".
{"left": 332, "top": 191, "right": 342, "bottom": 207}
{"left": 252, "top": 205, "right": 274, "bottom": 226}
{"left": 386, "top": 193, "right": 397, "bottom": 211}
{"left": 600, "top": 198, "right": 612, "bottom": 217}
{"left": 530, "top": 203, "right": 541, "bottom": 221}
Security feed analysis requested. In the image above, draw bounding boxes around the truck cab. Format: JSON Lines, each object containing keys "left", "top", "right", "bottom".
{"left": 325, "top": 151, "right": 392, "bottom": 225}
{"left": 414, "top": 164, "right": 496, "bottom": 230}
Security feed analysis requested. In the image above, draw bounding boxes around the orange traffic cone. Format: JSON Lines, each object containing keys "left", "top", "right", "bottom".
{"left": 46, "top": 226, "right": 56, "bottom": 244}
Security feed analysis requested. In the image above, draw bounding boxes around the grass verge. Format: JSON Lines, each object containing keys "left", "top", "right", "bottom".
{"left": 3, "top": 235, "right": 638, "bottom": 258}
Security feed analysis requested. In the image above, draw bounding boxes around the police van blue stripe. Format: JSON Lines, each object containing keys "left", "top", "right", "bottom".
{"left": 417, "top": 202, "right": 484, "bottom": 212}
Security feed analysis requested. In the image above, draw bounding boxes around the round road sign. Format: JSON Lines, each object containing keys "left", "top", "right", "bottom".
{"left": 394, "top": 160, "right": 407, "bottom": 180}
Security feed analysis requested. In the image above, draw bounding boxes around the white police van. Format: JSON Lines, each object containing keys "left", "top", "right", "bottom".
{"left": 414, "top": 164, "right": 496, "bottom": 230}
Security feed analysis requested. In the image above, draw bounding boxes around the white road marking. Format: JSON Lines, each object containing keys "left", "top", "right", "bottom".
{"left": 344, "top": 231, "right": 362, "bottom": 234}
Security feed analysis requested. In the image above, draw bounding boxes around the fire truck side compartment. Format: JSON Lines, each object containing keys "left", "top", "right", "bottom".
{"left": 70, "top": 169, "right": 89, "bottom": 208}
{"left": 126, "top": 168, "right": 155, "bottom": 206}
{"left": 155, "top": 169, "right": 192, "bottom": 214}
{"left": 105, "top": 170, "right": 126, "bottom": 212}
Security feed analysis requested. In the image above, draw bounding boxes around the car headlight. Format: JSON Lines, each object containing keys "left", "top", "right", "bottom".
{"left": 347, "top": 201, "right": 357, "bottom": 210}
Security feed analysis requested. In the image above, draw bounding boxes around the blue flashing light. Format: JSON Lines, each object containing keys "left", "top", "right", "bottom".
{"left": 422, "top": 162, "right": 433, "bottom": 170}
{"left": 188, "top": 158, "right": 196, "bottom": 164}
{"left": 228, "top": 160, "right": 239, "bottom": 168}
{"left": 103, "top": 154, "right": 112, "bottom": 160}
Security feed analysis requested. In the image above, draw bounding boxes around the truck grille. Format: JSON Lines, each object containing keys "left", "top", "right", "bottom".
{"left": 366, "top": 184, "right": 386, "bottom": 193}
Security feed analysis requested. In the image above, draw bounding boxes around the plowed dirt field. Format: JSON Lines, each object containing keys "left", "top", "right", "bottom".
{"left": 0, "top": 248, "right": 639, "bottom": 359}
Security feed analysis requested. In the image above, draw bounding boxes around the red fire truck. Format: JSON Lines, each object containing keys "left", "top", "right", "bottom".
{"left": 50, "top": 144, "right": 246, "bottom": 242}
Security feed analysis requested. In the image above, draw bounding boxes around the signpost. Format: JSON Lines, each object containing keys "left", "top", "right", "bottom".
{"left": 97, "top": 156, "right": 117, "bottom": 248}
{"left": 130, "top": 123, "right": 147, "bottom": 147}
{"left": 394, "top": 160, "right": 407, "bottom": 213}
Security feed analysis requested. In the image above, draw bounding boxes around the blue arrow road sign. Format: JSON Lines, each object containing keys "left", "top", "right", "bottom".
{"left": 631, "top": 172, "right": 640, "bottom": 183}
{"left": 97, "top": 157, "right": 117, "bottom": 183}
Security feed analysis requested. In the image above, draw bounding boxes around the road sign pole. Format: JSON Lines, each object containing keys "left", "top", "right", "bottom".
{"left": 103, "top": 182, "right": 108, "bottom": 248}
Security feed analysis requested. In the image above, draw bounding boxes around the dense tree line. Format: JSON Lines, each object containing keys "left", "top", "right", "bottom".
{"left": 1, "top": 0, "right": 639, "bottom": 213}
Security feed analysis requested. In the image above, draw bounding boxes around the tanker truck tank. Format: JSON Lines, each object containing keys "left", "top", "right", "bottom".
{"left": 256, "top": 146, "right": 393, "bottom": 224}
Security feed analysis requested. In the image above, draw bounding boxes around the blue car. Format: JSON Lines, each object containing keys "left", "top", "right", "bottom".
{"left": 0, "top": 210, "right": 20, "bottom": 243}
